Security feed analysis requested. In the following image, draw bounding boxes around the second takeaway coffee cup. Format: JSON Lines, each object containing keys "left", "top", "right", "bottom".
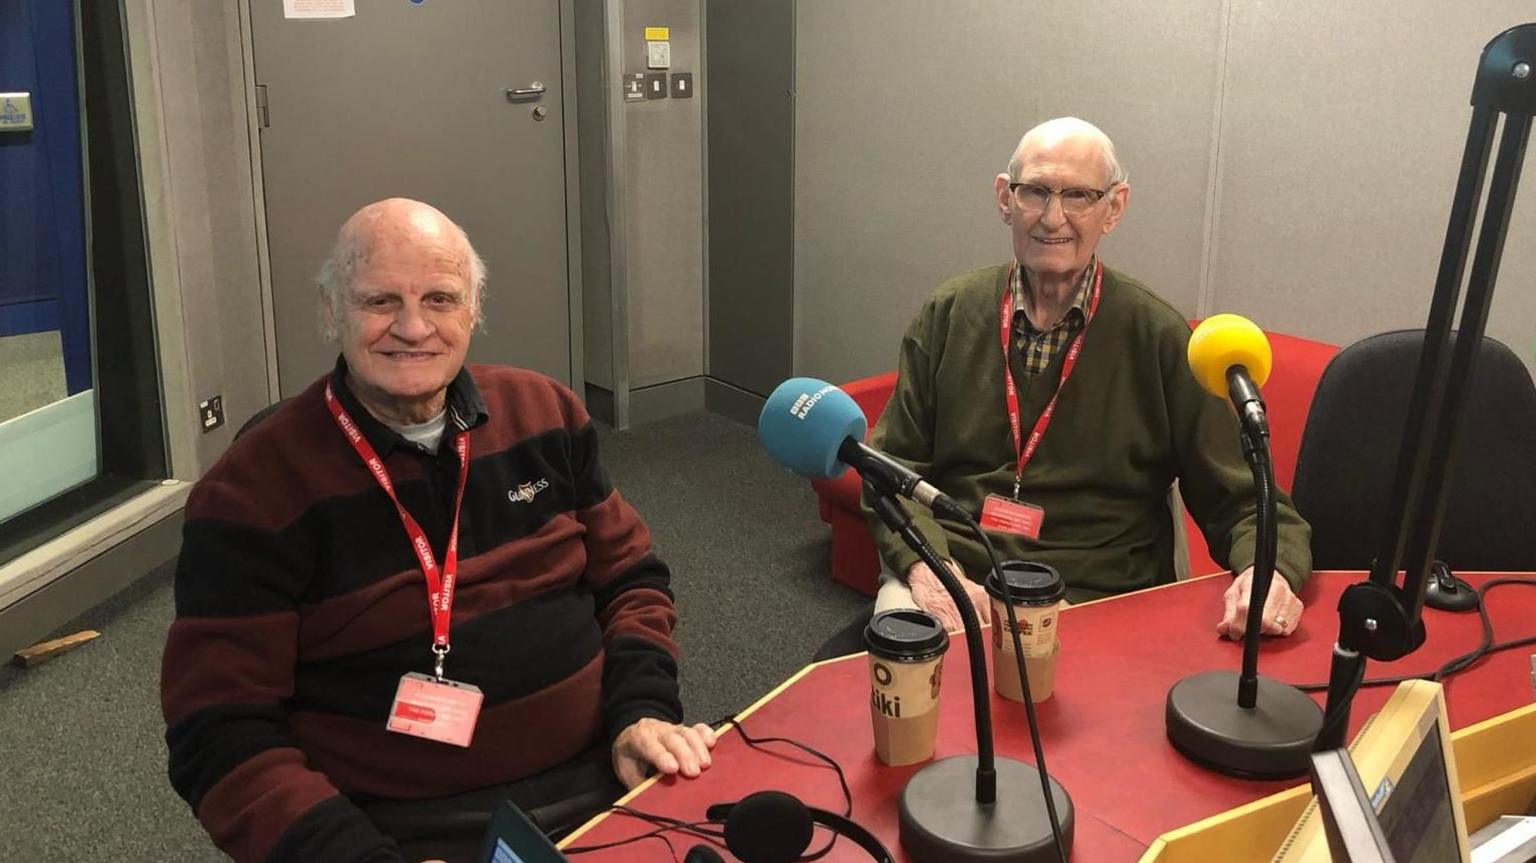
{"left": 864, "top": 608, "right": 949, "bottom": 766}
{"left": 986, "top": 561, "right": 1067, "bottom": 703}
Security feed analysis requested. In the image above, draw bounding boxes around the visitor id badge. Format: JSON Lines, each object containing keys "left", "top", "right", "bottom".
{"left": 386, "top": 672, "right": 483, "bottom": 748}
{"left": 979, "top": 495, "right": 1044, "bottom": 540}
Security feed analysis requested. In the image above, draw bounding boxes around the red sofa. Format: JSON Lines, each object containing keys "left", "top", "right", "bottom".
{"left": 809, "top": 329, "right": 1339, "bottom": 596}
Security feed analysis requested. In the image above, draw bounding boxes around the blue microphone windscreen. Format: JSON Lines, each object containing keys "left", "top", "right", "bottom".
{"left": 758, "top": 378, "right": 868, "bottom": 479}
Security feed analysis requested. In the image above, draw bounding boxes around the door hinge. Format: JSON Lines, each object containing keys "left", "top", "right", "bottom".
{"left": 255, "top": 84, "right": 270, "bottom": 129}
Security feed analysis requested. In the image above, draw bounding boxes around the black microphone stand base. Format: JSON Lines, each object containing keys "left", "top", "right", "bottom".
{"left": 900, "top": 755, "right": 1074, "bottom": 863}
{"left": 1166, "top": 670, "right": 1324, "bottom": 780}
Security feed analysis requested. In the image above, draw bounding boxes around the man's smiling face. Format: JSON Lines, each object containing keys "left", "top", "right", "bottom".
{"left": 996, "top": 131, "right": 1127, "bottom": 283}
{"left": 327, "top": 204, "right": 476, "bottom": 424}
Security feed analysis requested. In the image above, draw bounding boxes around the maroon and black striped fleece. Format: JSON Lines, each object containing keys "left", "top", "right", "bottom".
{"left": 161, "top": 361, "right": 681, "bottom": 862}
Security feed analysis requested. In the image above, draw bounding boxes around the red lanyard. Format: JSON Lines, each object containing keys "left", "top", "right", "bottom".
{"left": 325, "top": 382, "right": 470, "bottom": 678}
{"left": 999, "top": 260, "right": 1103, "bottom": 499}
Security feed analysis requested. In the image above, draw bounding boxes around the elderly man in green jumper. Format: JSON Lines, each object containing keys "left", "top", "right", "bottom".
{"left": 865, "top": 117, "right": 1311, "bottom": 640}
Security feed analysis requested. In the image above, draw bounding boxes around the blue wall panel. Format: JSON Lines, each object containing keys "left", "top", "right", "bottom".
{"left": 0, "top": 0, "right": 90, "bottom": 393}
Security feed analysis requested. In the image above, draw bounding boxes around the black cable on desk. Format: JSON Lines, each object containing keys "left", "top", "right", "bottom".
{"left": 562, "top": 714, "right": 852, "bottom": 860}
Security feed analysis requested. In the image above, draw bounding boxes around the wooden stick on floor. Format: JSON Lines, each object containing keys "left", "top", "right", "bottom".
{"left": 11, "top": 630, "right": 101, "bottom": 668}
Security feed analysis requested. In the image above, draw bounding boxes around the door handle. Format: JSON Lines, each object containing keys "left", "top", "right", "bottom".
{"left": 505, "top": 82, "right": 546, "bottom": 102}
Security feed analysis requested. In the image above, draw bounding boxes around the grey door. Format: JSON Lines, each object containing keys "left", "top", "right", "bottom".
{"left": 250, "top": 0, "right": 572, "bottom": 395}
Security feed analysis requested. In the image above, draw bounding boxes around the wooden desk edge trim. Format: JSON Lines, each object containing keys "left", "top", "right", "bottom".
{"left": 1136, "top": 701, "right": 1536, "bottom": 863}
{"left": 1070, "top": 569, "right": 1398, "bottom": 613}
{"left": 1067, "top": 572, "right": 1226, "bottom": 610}
{"left": 559, "top": 602, "right": 1201, "bottom": 850}
{"left": 558, "top": 662, "right": 826, "bottom": 848}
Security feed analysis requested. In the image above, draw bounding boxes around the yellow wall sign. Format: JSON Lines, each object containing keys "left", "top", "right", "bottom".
{"left": 644, "top": 26, "right": 669, "bottom": 41}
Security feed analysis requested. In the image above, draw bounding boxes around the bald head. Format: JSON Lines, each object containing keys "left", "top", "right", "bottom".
{"left": 341, "top": 198, "right": 466, "bottom": 252}
{"left": 318, "top": 198, "right": 487, "bottom": 336}
{"left": 1007, "top": 117, "right": 1127, "bottom": 188}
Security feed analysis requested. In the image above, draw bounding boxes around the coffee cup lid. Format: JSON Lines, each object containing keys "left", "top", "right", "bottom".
{"left": 984, "top": 561, "right": 1065, "bottom": 604}
{"left": 864, "top": 609, "right": 949, "bottom": 660}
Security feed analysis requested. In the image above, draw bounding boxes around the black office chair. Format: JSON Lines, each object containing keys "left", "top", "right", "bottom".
{"left": 1291, "top": 330, "right": 1536, "bottom": 572}
{"left": 234, "top": 397, "right": 292, "bottom": 440}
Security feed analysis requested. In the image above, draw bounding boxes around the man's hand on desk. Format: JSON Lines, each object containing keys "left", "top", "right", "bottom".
{"left": 907, "top": 560, "right": 992, "bottom": 633}
{"left": 612, "top": 718, "right": 719, "bottom": 789}
{"left": 1217, "top": 566, "right": 1303, "bottom": 640}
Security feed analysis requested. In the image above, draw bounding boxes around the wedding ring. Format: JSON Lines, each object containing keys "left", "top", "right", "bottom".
{"left": 1275, "top": 615, "right": 1288, "bottom": 628}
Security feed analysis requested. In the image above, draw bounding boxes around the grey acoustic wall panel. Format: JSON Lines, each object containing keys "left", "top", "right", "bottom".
{"left": 150, "top": 0, "right": 272, "bottom": 473}
{"left": 793, "top": 0, "right": 1225, "bottom": 384}
{"left": 706, "top": 0, "right": 794, "bottom": 397}
{"left": 577, "top": 0, "right": 616, "bottom": 391}
{"left": 623, "top": 0, "right": 705, "bottom": 389}
{"left": 1211, "top": 2, "right": 1536, "bottom": 361}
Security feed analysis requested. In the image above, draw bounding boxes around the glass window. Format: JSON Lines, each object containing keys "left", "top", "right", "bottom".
{"left": 0, "top": 0, "right": 166, "bottom": 565}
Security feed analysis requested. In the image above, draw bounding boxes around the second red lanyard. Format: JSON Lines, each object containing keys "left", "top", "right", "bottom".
{"left": 999, "top": 260, "right": 1103, "bottom": 499}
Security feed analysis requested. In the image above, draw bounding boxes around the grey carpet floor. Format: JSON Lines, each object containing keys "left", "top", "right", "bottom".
{"left": 0, "top": 410, "right": 867, "bottom": 861}
{"left": 0, "top": 331, "right": 67, "bottom": 424}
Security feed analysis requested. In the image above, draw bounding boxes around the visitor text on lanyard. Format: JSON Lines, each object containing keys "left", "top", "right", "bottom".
{"left": 324, "top": 382, "right": 469, "bottom": 680}
{"left": 999, "top": 259, "right": 1103, "bottom": 500}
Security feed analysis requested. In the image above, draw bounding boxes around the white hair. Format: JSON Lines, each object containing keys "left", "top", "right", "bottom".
{"left": 316, "top": 206, "right": 488, "bottom": 340}
{"left": 1007, "top": 116, "right": 1128, "bottom": 187}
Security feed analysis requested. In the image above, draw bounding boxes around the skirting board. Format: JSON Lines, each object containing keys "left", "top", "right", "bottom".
{"left": 583, "top": 376, "right": 765, "bottom": 428}
{"left": 0, "top": 495, "right": 183, "bottom": 659}
{"left": 585, "top": 377, "right": 706, "bottom": 429}
{"left": 703, "top": 377, "right": 765, "bottom": 427}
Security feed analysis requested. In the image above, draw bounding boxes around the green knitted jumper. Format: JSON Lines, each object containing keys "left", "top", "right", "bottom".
{"left": 865, "top": 263, "right": 1312, "bottom": 602}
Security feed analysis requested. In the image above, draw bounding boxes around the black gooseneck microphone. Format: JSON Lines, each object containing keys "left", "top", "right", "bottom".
{"left": 867, "top": 492, "right": 1073, "bottom": 863}
{"left": 756, "top": 376, "right": 971, "bottom": 521}
{"left": 1164, "top": 315, "right": 1324, "bottom": 779}
{"left": 836, "top": 437, "right": 973, "bottom": 522}
{"left": 759, "top": 379, "right": 1073, "bottom": 862}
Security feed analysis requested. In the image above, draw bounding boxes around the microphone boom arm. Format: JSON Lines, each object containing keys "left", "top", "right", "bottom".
{"left": 1315, "top": 23, "right": 1536, "bottom": 750}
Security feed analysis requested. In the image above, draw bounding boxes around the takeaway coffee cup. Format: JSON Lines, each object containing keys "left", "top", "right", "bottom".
{"left": 864, "top": 608, "right": 949, "bottom": 766}
{"left": 986, "top": 561, "right": 1066, "bottom": 703}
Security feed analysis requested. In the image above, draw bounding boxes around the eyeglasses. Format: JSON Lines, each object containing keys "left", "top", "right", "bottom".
{"left": 1008, "top": 182, "right": 1110, "bottom": 216}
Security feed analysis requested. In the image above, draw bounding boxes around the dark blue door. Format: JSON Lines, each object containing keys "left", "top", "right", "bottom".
{"left": 0, "top": 0, "right": 90, "bottom": 394}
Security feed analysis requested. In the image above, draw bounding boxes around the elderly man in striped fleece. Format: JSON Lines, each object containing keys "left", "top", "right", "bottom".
{"left": 162, "top": 198, "right": 714, "bottom": 863}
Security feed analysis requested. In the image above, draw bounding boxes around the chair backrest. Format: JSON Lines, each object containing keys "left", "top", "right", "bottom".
{"left": 1257, "top": 330, "right": 1342, "bottom": 491}
{"left": 843, "top": 371, "right": 899, "bottom": 434}
{"left": 235, "top": 397, "right": 293, "bottom": 440}
{"left": 1180, "top": 324, "right": 1338, "bottom": 577}
{"left": 1184, "top": 321, "right": 1339, "bottom": 490}
{"left": 1291, "top": 330, "right": 1536, "bottom": 572}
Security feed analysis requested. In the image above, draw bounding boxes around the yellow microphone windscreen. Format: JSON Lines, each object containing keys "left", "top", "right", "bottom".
{"left": 1187, "top": 314, "right": 1272, "bottom": 398}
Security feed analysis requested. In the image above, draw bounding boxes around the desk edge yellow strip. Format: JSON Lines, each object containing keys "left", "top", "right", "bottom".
{"left": 559, "top": 660, "right": 835, "bottom": 847}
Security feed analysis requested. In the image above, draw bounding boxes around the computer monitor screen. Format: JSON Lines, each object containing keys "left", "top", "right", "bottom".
{"left": 1273, "top": 680, "right": 1470, "bottom": 863}
{"left": 479, "top": 801, "right": 571, "bottom": 863}
{"left": 1375, "top": 717, "right": 1461, "bottom": 863}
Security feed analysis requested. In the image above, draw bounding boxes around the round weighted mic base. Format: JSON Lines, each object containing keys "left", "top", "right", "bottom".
{"left": 1166, "top": 670, "right": 1324, "bottom": 779}
{"left": 899, "top": 755, "right": 1073, "bottom": 863}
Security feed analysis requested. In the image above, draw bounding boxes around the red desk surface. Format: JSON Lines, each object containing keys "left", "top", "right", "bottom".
{"left": 562, "top": 572, "right": 1536, "bottom": 861}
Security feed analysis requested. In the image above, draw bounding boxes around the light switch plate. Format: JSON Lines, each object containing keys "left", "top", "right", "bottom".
{"left": 670, "top": 72, "right": 693, "bottom": 99}
{"left": 198, "top": 396, "right": 225, "bottom": 432}
{"left": 646, "top": 41, "right": 671, "bottom": 70}
{"left": 623, "top": 73, "right": 646, "bottom": 101}
{"left": 0, "top": 93, "right": 34, "bottom": 133}
{"left": 644, "top": 72, "right": 668, "bottom": 100}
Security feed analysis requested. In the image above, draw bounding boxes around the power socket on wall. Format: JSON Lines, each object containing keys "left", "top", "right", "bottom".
{"left": 199, "top": 395, "right": 225, "bottom": 432}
